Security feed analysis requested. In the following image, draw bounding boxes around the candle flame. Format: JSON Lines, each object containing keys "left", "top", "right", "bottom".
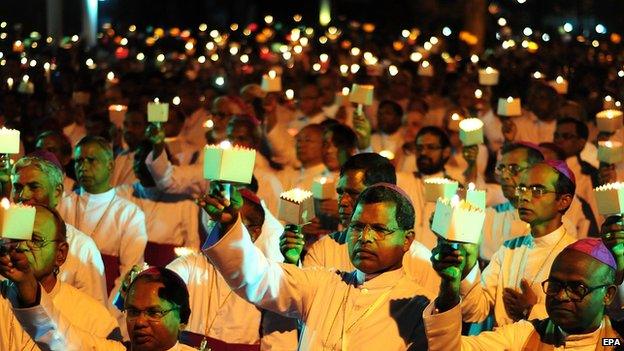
{"left": 203, "top": 120, "right": 214, "bottom": 129}
{"left": 319, "top": 176, "right": 327, "bottom": 184}
{"left": 451, "top": 113, "right": 461, "bottom": 121}
{"left": 342, "top": 87, "right": 350, "bottom": 96}
{"left": 556, "top": 76, "right": 564, "bottom": 84}
{"left": 485, "top": 67, "right": 494, "bottom": 73}
{"left": 219, "top": 140, "right": 232, "bottom": 149}
{"left": 507, "top": 96, "right": 514, "bottom": 103}
{"left": 474, "top": 89, "right": 483, "bottom": 99}
{"left": 1, "top": 198, "right": 10, "bottom": 209}
{"left": 605, "top": 95, "right": 613, "bottom": 102}
{"left": 605, "top": 141, "right": 613, "bottom": 148}
{"left": 379, "top": 150, "right": 395, "bottom": 160}
{"left": 468, "top": 182, "right": 476, "bottom": 191}
{"left": 450, "top": 194, "right": 460, "bottom": 207}
{"left": 268, "top": 70, "right": 276, "bottom": 79}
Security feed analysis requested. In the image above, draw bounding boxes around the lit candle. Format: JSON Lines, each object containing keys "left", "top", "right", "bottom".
{"left": 431, "top": 196, "right": 485, "bottom": 244}
{"left": 0, "top": 198, "right": 36, "bottom": 240}
{"left": 203, "top": 142, "right": 256, "bottom": 184}
{"left": 593, "top": 182, "right": 624, "bottom": 216}
{"left": 108, "top": 105, "right": 127, "bottom": 129}
{"left": 598, "top": 141, "right": 624, "bottom": 164}
{"left": 278, "top": 188, "right": 315, "bottom": 225}
{"left": 6, "top": 77, "right": 13, "bottom": 90}
{"left": 549, "top": 76, "right": 568, "bottom": 95}
{"left": 478, "top": 67, "right": 499, "bottom": 86}
{"left": 448, "top": 113, "right": 462, "bottom": 132}
{"left": 0, "top": 127, "right": 20, "bottom": 154}
{"left": 497, "top": 97, "right": 522, "bottom": 117}
{"left": 459, "top": 118, "right": 484, "bottom": 146}
{"left": 465, "top": 182, "right": 486, "bottom": 210}
{"left": 312, "top": 176, "right": 336, "bottom": 200}
{"left": 418, "top": 60, "right": 434, "bottom": 77}
{"left": 596, "top": 110, "right": 624, "bottom": 133}
{"left": 349, "top": 84, "right": 374, "bottom": 114}
{"left": 424, "top": 177, "right": 459, "bottom": 203}
{"left": 379, "top": 150, "right": 395, "bottom": 160}
{"left": 148, "top": 102, "right": 169, "bottom": 123}
{"left": 604, "top": 95, "right": 617, "bottom": 110}
{"left": 261, "top": 71, "right": 282, "bottom": 92}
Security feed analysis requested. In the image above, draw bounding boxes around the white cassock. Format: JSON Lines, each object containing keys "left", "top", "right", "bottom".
{"left": 423, "top": 303, "right": 618, "bottom": 351}
{"left": 304, "top": 231, "right": 441, "bottom": 295}
{"left": 480, "top": 201, "right": 582, "bottom": 261}
{"left": 168, "top": 252, "right": 298, "bottom": 350}
{"left": 1, "top": 279, "right": 119, "bottom": 351}
{"left": 145, "top": 149, "right": 283, "bottom": 215}
{"left": 203, "top": 216, "right": 435, "bottom": 350}
{"left": 116, "top": 183, "right": 200, "bottom": 266}
{"left": 510, "top": 110, "right": 556, "bottom": 145}
{"left": 58, "top": 223, "right": 108, "bottom": 306}
{"left": 460, "top": 226, "right": 576, "bottom": 326}
{"left": 57, "top": 188, "right": 147, "bottom": 299}
{"left": 110, "top": 150, "right": 137, "bottom": 187}
{"left": 370, "top": 129, "right": 405, "bottom": 156}
{"left": 63, "top": 176, "right": 77, "bottom": 195}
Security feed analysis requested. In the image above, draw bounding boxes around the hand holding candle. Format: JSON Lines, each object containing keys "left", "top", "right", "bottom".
{"left": 278, "top": 188, "right": 316, "bottom": 225}
{"left": 349, "top": 83, "right": 374, "bottom": 115}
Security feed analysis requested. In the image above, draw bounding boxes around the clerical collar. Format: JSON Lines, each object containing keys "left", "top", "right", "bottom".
{"left": 77, "top": 187, "right": 115, "bottom": 202}
{"left": 354, "top": 267, "right": 404, "bottom": 286}
{"left": 532, "top": 225, "right": 566, "bottom": 247}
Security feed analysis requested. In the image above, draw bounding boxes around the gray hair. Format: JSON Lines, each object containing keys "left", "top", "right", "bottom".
{"left": 12, "top": 157, "right": 64, "bottom": 189}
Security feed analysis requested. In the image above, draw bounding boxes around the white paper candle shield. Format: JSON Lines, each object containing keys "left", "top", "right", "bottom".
{"left": 312, "top": 176, "right": 335, "bottom": 200}
{"left": 497, "top": 97, "right": 522, "bottom": 117}
{"left": 424, "top": 178, "right": 459, "bottom": 203}
{"left": 432, "top": 197, "right": 485, "bottom": 244}
{"left": 596, "top": 110, "right": 623, "bottom": 133}
{"left": 349, "top": 84, "right": 374, "bottom": 105}
{"left": 478, "top": 67, "right": 499, "bottom": 86}
{"left": 148, "top": 102, "right": 170, "bottom": 123}
{"left": 0, "top": 199, "right": 35, "bottom": 240}
{"left": 261, "top": 73, "right": 282, "bottom": 92}
{"left": 108, "top": 105, "right": 127, "bottom": 129}
{"left": 593, "top": 182, "right": 624, "bottom": 215}
{"left": 203, "top": 142, "right": 256, "bottom": 184}
{"left": 466, "top": 183, "right": 486, "bottom": 210}
{"left": 0, "top": 128, "right": 20, "bottom": 154}
{"left": 548, "top": 76, "right": 568, "bottom": 95}
{"left": 598, "top": 141, "right": 624, "bottom": 164}
{"left": 278, "top": 188, "right": 316, "bottom": 225}
{"left": 459, "top": 118, "right": 484, "bottom": 146}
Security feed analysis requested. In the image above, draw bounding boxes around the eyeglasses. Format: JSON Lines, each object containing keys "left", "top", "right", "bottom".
{"left": 495, "top": 164, "right": 529, "bottom": 176}
{"left": 21, "top": 238, "right": 60, "bottom": 250}
{"left": 348, "top": 222, "right": 400, "bottom": 241}
{"left": 415, "top": 144, "right": 443, "bottom": 153}
{"left": 542, "top": 279, "right": 610, "bottom": 302}
{"left": 515, "top": 185, "right": 558, "bottom": 199}
{"left": 124, "top": 307, "right": 178, "bottom": 321}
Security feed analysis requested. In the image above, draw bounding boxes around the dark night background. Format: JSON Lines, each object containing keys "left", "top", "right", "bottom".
{"left": 2, "top": 0, "right": 624, "bottom": 36}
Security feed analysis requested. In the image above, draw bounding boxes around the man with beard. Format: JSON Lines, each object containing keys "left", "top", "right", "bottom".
{"left": 425, "top": 238, "right": 622, "bottom": 350}
{"left": 432, "top": 161, "right": 577, "bottom": 327}
{"left": 398, "top": 126, "right": 455, "bottom": 249}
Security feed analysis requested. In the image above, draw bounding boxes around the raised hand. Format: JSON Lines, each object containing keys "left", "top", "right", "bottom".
{"left": 503, "top": 279, "right": 537, "bottom": 321}
{"left": 0, "top": 243, "right": 39, "bottom": 306}
{"left": 196, "top": 182, "right": 243, "bottom": 227}
{"left": 280, "top": 224, "right": 304, "bottom": 264}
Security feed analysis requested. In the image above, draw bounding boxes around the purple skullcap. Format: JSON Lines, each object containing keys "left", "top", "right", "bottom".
{"left": 564, "top": 238, "right": 617, "bottom": 270}
{"left": 365, "top": 182, "right": 414, "bottom": 208}
{"left": 27, "top": 150, "right": 64, "bottom": 172}
{"left": 542, "top": 159, "right": 576, "bottom": 185}
{"left": 513, "top": 141, "right": 545, "bottom": 158}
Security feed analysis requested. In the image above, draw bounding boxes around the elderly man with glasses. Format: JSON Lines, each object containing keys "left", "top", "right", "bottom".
{"left": 432, "top": 160, "right": 578, "bottom": 327}
{"left": 425, "top": 238, "right": 623, "bottom": 350}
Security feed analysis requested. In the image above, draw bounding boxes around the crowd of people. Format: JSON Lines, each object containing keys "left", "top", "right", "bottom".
{"left": 0, "top": 12, "right": 623, "bottom": 350}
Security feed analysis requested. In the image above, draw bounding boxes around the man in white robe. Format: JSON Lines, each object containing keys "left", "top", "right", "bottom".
{"left": 169, "top": 189, "right": 296, "bottom": 350}
{"left": 11, "top": 153, "right": 108, "bottom": 306}
{"left": 57, "top": 136, "right": 147, "bottom": 300}
{"left": 425, "top": 238, "right": 622, "bottom": 351}
{"left": 432, "top": 161, "right": 579, "bottom": 327}
{"left": 200, "top": 182, "right": 435, "bottom": 350}
{"left": 0, "top": 205, "right": 120, "bottom": 350}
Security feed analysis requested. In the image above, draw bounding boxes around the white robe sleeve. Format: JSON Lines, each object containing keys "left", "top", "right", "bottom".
{"left": 459, "top": 248, "right": 502, "bottom": 323}
{"left": 10, "top": 285, "right": 125, "bottom": 351}
{"left": 423, "top": 302, "right": 533, "bottom": 351}
{"left": 202, "top": 216, "right": 325, "bottom": 319}
{"left": 145, "top": 149, "right": 207, "bottom": 196}
{"left": 114, "top": 206, "right": 148, "bottom": 297}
